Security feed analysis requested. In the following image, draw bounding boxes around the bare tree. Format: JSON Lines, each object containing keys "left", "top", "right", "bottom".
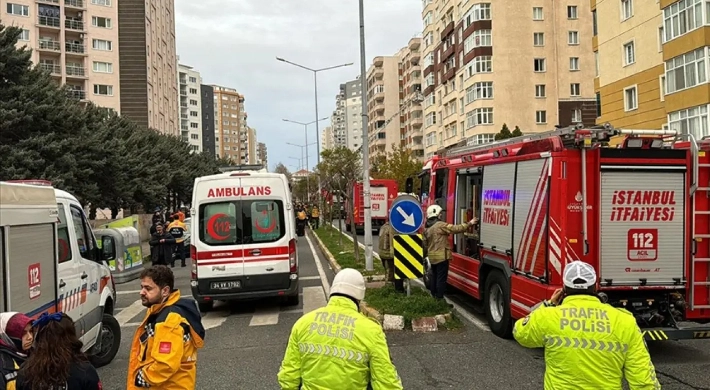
{"left": 273, "top": 162, "right": 293, "bottom": 182}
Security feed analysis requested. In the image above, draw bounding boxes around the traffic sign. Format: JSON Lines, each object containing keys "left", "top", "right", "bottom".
{"left": 393, "top": 234, "right": 424, "bottom": 280}
{"left": 389, "top": 195, "right": 424, "bottom": 235}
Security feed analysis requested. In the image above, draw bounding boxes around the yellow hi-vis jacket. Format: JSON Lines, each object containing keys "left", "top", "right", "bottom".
{"left": 513, "top": 295, "right": 661, "bottom": 390}
{"left": 167, "top": 220, "right": 187, "bottom": 244}
{"left": 277, "top": 296, "right": 403, "bottom": 390}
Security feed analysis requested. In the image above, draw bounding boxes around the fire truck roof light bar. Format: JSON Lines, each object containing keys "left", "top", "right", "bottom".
{"left": 618, "top": 129, "right": 678, "bottom": 136}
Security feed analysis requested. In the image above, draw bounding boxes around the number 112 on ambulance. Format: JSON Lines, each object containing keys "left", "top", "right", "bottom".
{"left": 627, "top": 228, "right": 658, "bottom": 261}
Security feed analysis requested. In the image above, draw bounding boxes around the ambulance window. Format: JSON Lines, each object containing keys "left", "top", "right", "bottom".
{"left": 243, "top": 200, "right": 285, "bottom": 244}
{"left": 200, "top": 202, "right": 238, "bottom": 246}
{"left": 70, "top": 206, "right": 95, "bottom": 261}
{"left": 434, "top": 168, "right": 449, "bottom": 210}
{"left": 57, "top": 203, "right": 72, "bottom": 263}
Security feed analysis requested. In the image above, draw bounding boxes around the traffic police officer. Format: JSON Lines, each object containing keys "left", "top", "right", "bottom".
{"left": 167, "top": 217, "right": 187, "bottom": 268}
{"left": 277, "top": 268, "right": 403, "bottom": 390}
{"left": 513, "top": 260, "right": 661, "bottom": 390}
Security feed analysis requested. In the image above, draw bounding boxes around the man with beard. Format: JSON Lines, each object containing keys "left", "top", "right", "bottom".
{"left": 149, "top": 223, "right": 176, "bottom": 266}
{"left": 127, "top": 266, "right": 206, "bottom": 389}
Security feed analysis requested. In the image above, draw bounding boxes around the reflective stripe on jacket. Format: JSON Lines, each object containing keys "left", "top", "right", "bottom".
{"left": 277, "top": 296, "right": 403, "bottom": 390}
{"left": 422, "top": 220, "right": 469, "bottom": 264}
{"left": 0, "top": 354, "right": 19, "bottom": 390}
{"left": 127, "top": 291, "right": 206, "bottom": 390}
{"left": 513, "top": 295, "right": 661, "bottom": 390}
{"left": 167, "top": 221, "right": 187, "bottom": 244}
{"left": 377, "top": 223, "right": 394, "bottom": 260}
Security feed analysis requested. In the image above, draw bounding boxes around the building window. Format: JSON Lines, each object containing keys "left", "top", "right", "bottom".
{"left": 659, "top": 75, "right": 667, "bottom": 101}
{"left": 594, "top": 51, "right": 600, "bottom": 76}
{"left": 596, "top": 92, "right": 602, "bottom": 117}
{"left": 473, "top": 29, "right": 492, "bottom": 47}
{"left": 658, "top": 26, "right": 665, "bottom": 51}
{"left": 624, "top": 85, "right": 638, "bottom": 111}
{"left": 465, "top": 56, "right": 492, "bottom": 77}
{"left": 568, "top": 31, "right": 579, "bottom": 45}
{"left": 592, "top": 10, "right": 598, "bottom": 35}
{"left": 668, "top": 105, "right": 709, "bottom": 138}
{"left": 19, "top": 29, "right": 29, "bottom": 41}
{"left": 534, "top": 58, "right": 546, "bottom": 72}
{"left": 623, "top": 41, "right": 635, "bottom": 65}
{"left": 621, "top": 0, "right": 634, "bottom": 20}
{"left": 533, "top": 7, "right": 544, "bottom": 20}
{"left": 474, "top": 107, "right": 494, "bottom": 125}
{"left": 464, "top": 3, "right": 491, "bottom": 27}
{"left": 92, "top": 16, "right": 112, "bottom": 28}
{"left": 190, "top": 123, "right": 199, "bottom": 129}
{"left": 570, "top": 57, "right": 580, "bottom": 71}
{"left": 92, "top": 61, "right": 112, "bottom": 73}
{"left": 567, "top": 5, "right": 578, "bottom": 19}
{"left": 572, "top": 109, "right": 582, "bottom": 123}
{"left": 663, "top": 0, "right": 703, "bottom": 42}
{"left": 91, "top": 0, "right": 112, "bottom": 5}
{"left": 536, "top": 110, "right": 547, "bottom": 124}
{"left": 535, "top": 84, "right": 546, "bottom": 98}
{"left": 92, "top": 39, "right": 112, "bottom": 51}
{"left": 665, "top": 48, "right": 707, "bottom": 94}
{"left": 190, "top": 99, "right": 198, "bottom": 105}
{"left": 570, "top": 83, "right": 581, "bottom": 96}
{"left": 474, "top": 82, "right": 494, "bottom": 100}
{"left": 189, "top": 76, "right": 197, "bottom": 83}
{"left": 190, "top": 111, "right": 198, "bottom": 117}
{"left": 93, "top": 84, "right": 113, "bottom": 96}
{"left": 533, "top": 32, "right": 545, "bottom": 46}
{"left": 6, "top": 3, "right": 29, "bottom": 16}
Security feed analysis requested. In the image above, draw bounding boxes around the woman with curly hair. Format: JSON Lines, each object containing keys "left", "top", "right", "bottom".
{"left": 16, "top": 313, "right": 102, "bottom": 390}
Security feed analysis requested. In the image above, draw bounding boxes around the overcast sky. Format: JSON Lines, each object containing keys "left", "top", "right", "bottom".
{"left": 175, "top": 0, "right": 422, "bottom": 172}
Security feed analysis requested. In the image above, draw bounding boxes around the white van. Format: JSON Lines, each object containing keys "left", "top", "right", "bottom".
{"left": 189, "top": 170, "right": 299, "bottom": 312}
{"left": 0, "top": 181, "right": 121, "bottom": 367}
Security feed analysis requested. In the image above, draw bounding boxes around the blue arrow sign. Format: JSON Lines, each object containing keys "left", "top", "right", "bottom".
{"left": 389, "top": 195, "right": 424, "bottom": 235}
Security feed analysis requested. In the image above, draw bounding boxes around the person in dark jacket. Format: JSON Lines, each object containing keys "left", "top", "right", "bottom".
{"left": 152, "top": 208, "right": 164, "bottom": 226}
{"left": 0, "top": 312, "right": 33, "bottom": 390}
{"left": 16, "top": 312, "right": 102, "bottom": 390}
{"left": 150, "top": 224, "right": 176, "bottom": 266}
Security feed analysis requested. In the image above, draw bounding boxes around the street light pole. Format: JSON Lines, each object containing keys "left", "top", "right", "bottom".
{"left": 358, "top": 0, "right": 373, "bottom": 271}
{"left": 285, "top": 118, "right": 327, "bottom": 202}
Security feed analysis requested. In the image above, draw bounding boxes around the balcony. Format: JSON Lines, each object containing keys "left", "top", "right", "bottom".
{"left": 38, "top": 0, "right": 60, "bottom": 3}
{"left": 65, "top": 0, "right": 85, "bottom": 8}
{"left": 180, "top": 102, "right": 188, "bottom": 108}
{"left": 180, "top": 88, "right": 187, "bottom": 96}
{"left": 67, "top": 90, "right": 86, "bottom": 100}
{"left": 373, "top": 56, "right": 384, "bottom": 67}
{"left": 64, "top": 19, "right": 85, "bottom": 31}
{"left": 441, "top": 21, "right": 455, "bottom": 39}
{"left": 181, "top": 126, "right": 189, "bottom": 131}
{"left": 65, "top": 42, "right": 87, "bottom": 55}
{"left": 181, "top": 114, "right": 188, "bottom": 119}
{"left": 409, "top": 37, "right": 420, "bottom": 50}
{"left": 40, "top": 63, "right": 61, "bottom": 75}
{"left": 38, "top": 16, "right": 61, "bottom": 29}
{"left": 65, "top": 65, "right": 86, "bottom": 77}
{"left": 38, "top": 39, "right": 61, "bottom": 52}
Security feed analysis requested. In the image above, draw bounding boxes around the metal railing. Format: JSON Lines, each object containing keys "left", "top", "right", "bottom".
{"left": 38, "top": 16, "right": 61, "bottom": 28}
{"left": 67, "top": 90, "right": 86, "bottom": 100}
{"left": 38, "top": 0, "right": 60, "bottom": 3}
{"left": 64, "top": 19, "right": 85, "bottom": 31}
{"left": 38, "top": 39, "right": 60, "bottom": 51}
{"left": 39, "top": 63, "right": 61, "bottom": 74}
{"left": 65, "top": 42, "right": 86, "bottom": 54}
{"left": 65, "top": 66, "right": 86, "bottom": 77}
{"left": 65, "top": 0, "right": 85, "bottom": 7}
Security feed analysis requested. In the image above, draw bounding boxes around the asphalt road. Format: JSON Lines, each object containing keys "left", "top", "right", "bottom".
{"left": 333, "top": 222, "right": 710, "bottom": 389}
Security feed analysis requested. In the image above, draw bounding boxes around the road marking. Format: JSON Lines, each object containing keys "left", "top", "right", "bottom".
{"left": 117, "top": 290, "right": 140, "bottom": 295}
{"left": 249, "top": 307, "right": 280, "bottom": 326}
{"left": 299, "top": 275, "right": 321, "bottom": 281}
{"left": 115, "top": 300, "right": 146, "bottom": 326}
{"left": 305, "top": 233, "right": 330, "bottom": 297}
{"left": 203, "top": 310, "right": 229, "bottom": 330}
{"left": 302, "top": 286, "right": 327, "bottom": 315}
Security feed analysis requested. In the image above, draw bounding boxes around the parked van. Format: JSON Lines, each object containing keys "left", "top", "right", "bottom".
{"left": 0, "top": 181, "right": 121, "bottom": 367}
{"left": 189, "top": 170, "right": 299, "bottom": 312}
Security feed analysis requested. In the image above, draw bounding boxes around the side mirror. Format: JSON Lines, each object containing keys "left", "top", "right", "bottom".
{"left": 101, "top": 236, "right": 117, "bottom": 261}
{"left": 405, "top": 177, "right": 413, "bottom": 193}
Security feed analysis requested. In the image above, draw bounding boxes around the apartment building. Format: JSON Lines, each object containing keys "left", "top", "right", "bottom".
{"left": 397, "top": 37, "right": 425, "bottom": 159}
{"left": 321, "top": 125, "right": 334, "bottom": 150}
{"left": 178, "top": 63, "right": 202, "bottom": 152}
{"left": 420, "top": 0, "right": 597, "bottom": 158}
{"left": 366, "top": 55, "right": 402, "bottom": 162}
{"left": 331, "top": 78, "right": 364, "bottom": 151}
{"left": 594, "top": 0, "right": 710, "bottom": 138}
{"left": 257, "top": 142, "right": 267, "bottom": 167}
{"left": 2, "top": 0, "right": 120, "bottom": 112}
{"left": 213, "top": 85, "right": 248, "bottom": 163}
{"left": 117, "top": 0, "right": 177, "bottom": 135}
{"left": 247, "top": 127, "right": 257, "bottom": 164}
{"left": 200, "top": 84, "right": 216, "bottom": 156}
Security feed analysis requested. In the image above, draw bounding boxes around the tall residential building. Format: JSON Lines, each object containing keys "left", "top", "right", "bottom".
{"left": 2, "top": 0, "right": 120, "bottom": 112}
{"left": 247, "top": 126, "right": 257, "bottom": 164}
{"left": 257, "top": 142, "right": 267, "bottom": 167}
{"left": 200, "top": 84, "right": 216, "bottom": 157}
{"left": 398, "top": 37, "right": 425, "bottom": 159}
{"left": 321, "top": 125, "right": 334, "bottom": 150}
{"left": 420, "top": 0, "right": 597, "bottom": 158}
{"left": 212, "top": 85, "right": 248, "bottom": 163}
{"left": 366, "top": 55, "right": 401, "bottom": 162}
{"left": 178, "top": 62, "right": 202, "bottom": 152}
{"left": 594, "top": 0, "right": 708, "bottom": 138}
{"left": 117, "top": 0, "right": 177, "bottom": 135}
{"left": 331, "top": 78, "right": 364, "bottom": 151}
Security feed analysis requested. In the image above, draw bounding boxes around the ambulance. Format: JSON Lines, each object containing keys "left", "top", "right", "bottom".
{"left": 0, "top": 181, "right": 121, "bottom": 367}
{"left": 189, "top": 170, "right": 299, "bottom": 312}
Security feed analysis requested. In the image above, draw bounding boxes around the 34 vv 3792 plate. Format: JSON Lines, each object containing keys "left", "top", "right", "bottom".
{"left": 211, "top": 281, "right": 241, "bottom": 290}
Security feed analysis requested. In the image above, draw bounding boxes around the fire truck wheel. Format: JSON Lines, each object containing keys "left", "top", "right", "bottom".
{"left": 484, "top": 271, "right": 513, "bottom": 339}
{"left": 89, "top": 313, "right": 121, "bottom": 368}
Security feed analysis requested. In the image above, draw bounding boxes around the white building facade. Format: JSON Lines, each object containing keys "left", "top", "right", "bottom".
{"left": 178, "top": 63, "right": 202, "bottom": 152}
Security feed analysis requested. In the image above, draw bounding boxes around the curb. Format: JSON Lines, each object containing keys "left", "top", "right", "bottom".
{"left": 309, "top": 228, "right": 386, "bottom": 281}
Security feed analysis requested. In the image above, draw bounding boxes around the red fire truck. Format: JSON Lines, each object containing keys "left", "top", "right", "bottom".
{"left": 414, "top": 124, "right": 710, "bottom": 341}
{"left": 345, "top": 179, "right": 398, "bottom": 233}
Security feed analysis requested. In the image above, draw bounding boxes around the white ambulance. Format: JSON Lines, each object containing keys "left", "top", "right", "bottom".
{"left": 189, "top": 170, "right": 299, "bottom": 312}
{"left": 0, "top": 181, "right": 121, "bottom": 367}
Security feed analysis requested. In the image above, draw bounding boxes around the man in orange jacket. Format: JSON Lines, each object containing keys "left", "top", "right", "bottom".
{"left": 127, "top": 266, "right": 205, "bottom": 389}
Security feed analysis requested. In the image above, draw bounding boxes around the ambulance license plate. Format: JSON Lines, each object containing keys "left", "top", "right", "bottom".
{"left": 211, "top": 281, "right": 241, "bottom": 290}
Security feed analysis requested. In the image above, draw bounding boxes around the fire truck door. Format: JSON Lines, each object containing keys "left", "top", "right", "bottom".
{"left": 599, "top": 168, "right": 686, "bottom": 286}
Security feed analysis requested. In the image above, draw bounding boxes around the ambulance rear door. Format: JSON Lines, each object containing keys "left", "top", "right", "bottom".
{"left": 599, "top": 166, "right": 686, "bottom": 286}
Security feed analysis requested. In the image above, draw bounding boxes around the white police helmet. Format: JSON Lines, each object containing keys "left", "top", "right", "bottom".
{"left": 426, "top": 204, "right": 443, "bottom": 219}
{"left": 330, "top": 268, "right": 366, "bottom": 301}
{"left": 562, "top": 260, "right": 597, "bottom": 289}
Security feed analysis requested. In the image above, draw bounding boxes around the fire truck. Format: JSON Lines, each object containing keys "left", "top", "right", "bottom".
{"left": 414, "top": 124, "right": 710, "bottom": 341}
{"left": 345, "top": 179, "right": 398, "bottom": 233}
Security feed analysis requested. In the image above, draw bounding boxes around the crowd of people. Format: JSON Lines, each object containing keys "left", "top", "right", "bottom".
{"left": 150, "top": 208, "right": 189, "bottom": 268}
{"left": 294, "top": 203, "right": 319, "bottom": 236}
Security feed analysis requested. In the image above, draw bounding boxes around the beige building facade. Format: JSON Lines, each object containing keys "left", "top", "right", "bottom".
{"left": 257, "top": 141, "right": 267, "bottom": 167}
{"left": 594, "top": 0, "right": 710, "bottom": 140}
{"left": 213, "top": 85, "right": 248, "bottom": 163}
{"left": 366, "top": 55, "right": 401, "bottom": 163}
{"left": 2, "top": 0, "right": 121, "bottom": 113}
{"left": 247, "top": 126, "right": 257, "bottom": 164}
{"left": 321, "top": 125, "right": 333, "bottom": 150}
{"left": 397, "top": 37, "right": 425, "bottom": 159}
{"left": 421, "top": 0, "right": 597, "bottom": 158}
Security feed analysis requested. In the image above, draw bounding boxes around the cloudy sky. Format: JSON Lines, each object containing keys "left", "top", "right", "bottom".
{"left": 175, "top": 0, "right": 422, "bottom": 172}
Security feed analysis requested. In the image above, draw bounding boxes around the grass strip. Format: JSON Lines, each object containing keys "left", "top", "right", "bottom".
{"left": 365, "top": 285, "right": 463, "bottom": 330}
{"left": 313, "top": 225, "right": 385, "bottom": 277}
